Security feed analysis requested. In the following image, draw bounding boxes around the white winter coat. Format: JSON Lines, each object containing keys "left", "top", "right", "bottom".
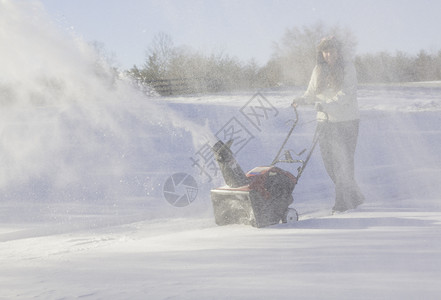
{"left": 303, "top": 61, "right": 360, "bottom": 123}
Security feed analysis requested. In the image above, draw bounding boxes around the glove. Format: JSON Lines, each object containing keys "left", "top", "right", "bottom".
{"left": 314, "top": 102, "right": 324, "bottom": 112}
{"left": 291, "top": 97, "right": 306, "bottom": 107}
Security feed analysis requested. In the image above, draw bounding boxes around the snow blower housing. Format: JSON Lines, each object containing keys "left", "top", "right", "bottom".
{"left": 211, "top": 163, "right": 297, "bottom": 228}
{"left": 210, "top": 107, "right": 321, "bottom": 228}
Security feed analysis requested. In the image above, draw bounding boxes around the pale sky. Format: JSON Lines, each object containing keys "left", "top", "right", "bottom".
{"left": 39, "top": 0, "right": 441, "bottom": 69}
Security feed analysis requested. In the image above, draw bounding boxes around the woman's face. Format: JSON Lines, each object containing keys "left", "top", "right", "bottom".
{"left": 322, "top": 48, "right": 338, "bottom": 65}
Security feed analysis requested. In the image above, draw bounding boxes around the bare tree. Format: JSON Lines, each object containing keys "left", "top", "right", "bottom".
{"left": 145, "top": 32, "right": 176, "bottom": 80}
{"left": 273, "top": 22, "right": 357, "bottom": 86}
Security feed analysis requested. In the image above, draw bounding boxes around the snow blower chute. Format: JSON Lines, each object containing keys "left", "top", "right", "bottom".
{"left": 210, "top": 106, "right": 321, "bottom": 228}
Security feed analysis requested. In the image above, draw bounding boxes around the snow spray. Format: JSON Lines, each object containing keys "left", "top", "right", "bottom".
{"left": 0, "top": 1, "right": 213, "bottom": 209}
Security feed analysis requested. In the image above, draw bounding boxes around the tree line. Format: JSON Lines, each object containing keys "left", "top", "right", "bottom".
{"left": 125, "top": 23, "right": 441, "bottom": 95}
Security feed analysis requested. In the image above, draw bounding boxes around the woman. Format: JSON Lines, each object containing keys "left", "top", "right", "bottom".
{"left": 293, "top": 36, "right": 364, "bottom": 212}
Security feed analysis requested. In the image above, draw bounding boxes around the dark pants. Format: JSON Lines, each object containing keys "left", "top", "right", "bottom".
{"left": 318, "top": 120, "right": 364, "bottom": 211}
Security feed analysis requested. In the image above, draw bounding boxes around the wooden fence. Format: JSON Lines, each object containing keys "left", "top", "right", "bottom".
{"left": 148, "top": 77, "right": 222, "bottom": 96}
{"left": 149, "top": 78, "right": 197, "bottom": 96}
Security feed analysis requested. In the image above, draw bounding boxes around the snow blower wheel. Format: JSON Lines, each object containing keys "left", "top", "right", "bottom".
{"left": 284, "top": 208, "right": 299, "bottom": 223}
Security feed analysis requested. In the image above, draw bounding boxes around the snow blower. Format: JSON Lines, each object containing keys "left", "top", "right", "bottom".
{"left": 210, "top": 106, "right": 322, "bottom": 228}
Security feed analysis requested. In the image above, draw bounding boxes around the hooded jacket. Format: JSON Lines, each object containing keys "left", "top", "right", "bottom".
{"left": 302, "top": 43, "right": 360, "bottom": 123}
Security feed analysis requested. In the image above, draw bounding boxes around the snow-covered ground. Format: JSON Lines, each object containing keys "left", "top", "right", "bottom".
{"left": 1, "top": 2, "right": 441, "bottom": 300}
{"left": 2, "top": 85, "right": 441, "bottom": 300}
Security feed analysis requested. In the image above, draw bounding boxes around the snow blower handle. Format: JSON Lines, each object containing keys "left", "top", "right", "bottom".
{"left": 295, "top": 112, "right": 328, "bottom": 181}
{"left": 270, "top": 105, "right": 299, "bottom": 166}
